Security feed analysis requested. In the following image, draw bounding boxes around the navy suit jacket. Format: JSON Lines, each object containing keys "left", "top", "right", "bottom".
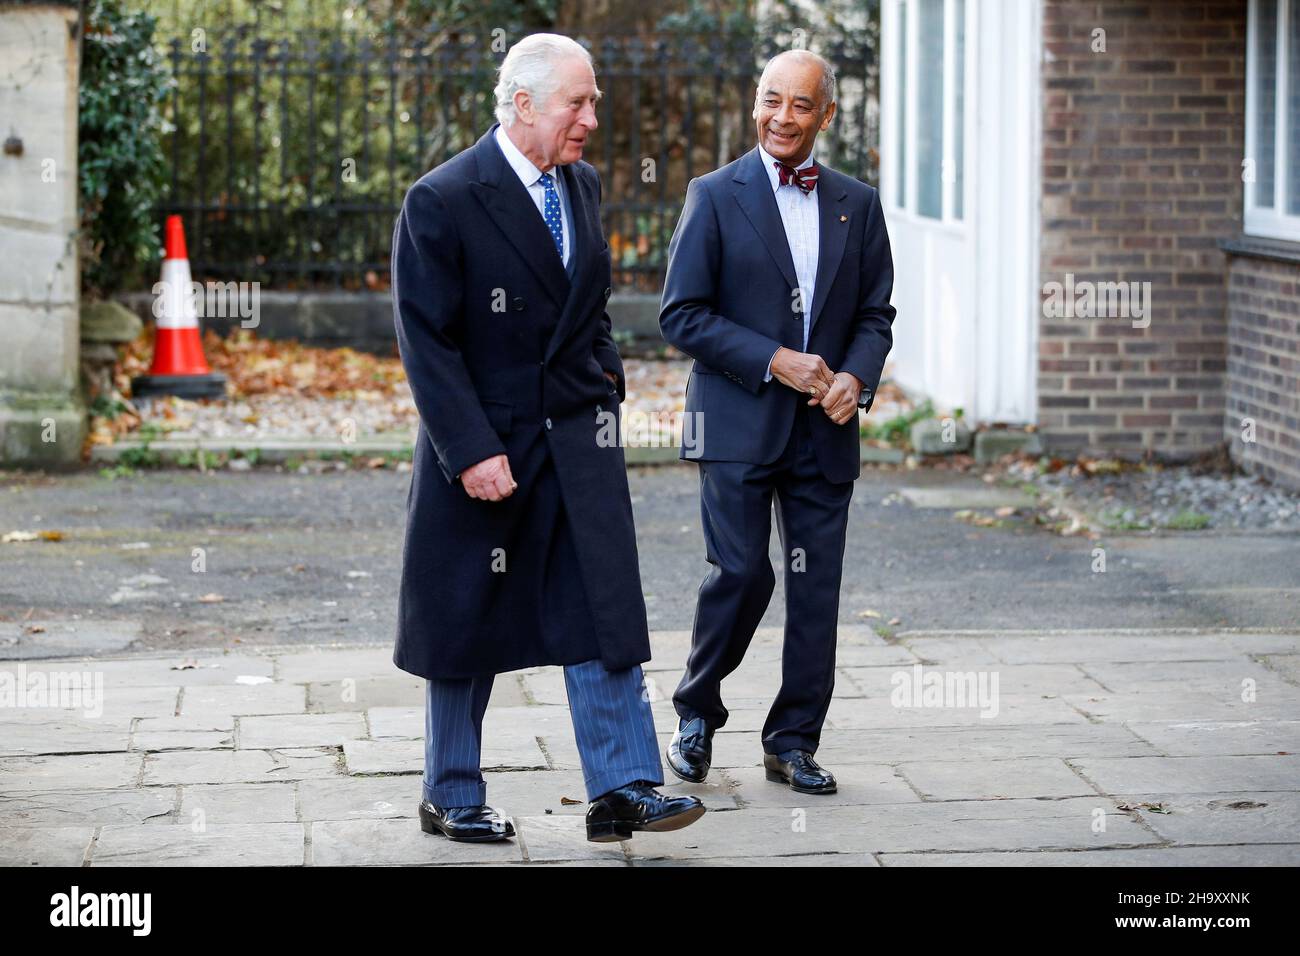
{"left": 659, "top": 146, "right": 896, "bottom": 483}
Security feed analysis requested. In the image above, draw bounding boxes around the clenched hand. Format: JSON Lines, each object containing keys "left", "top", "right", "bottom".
{"left": 770, "top": 347, "right": 836, "bottom": 403}
{"left": 461, "top": 454, "right": 516, "bottom": 502}
{"left": 818, "top": 371, "right": 863, "bottom": 425}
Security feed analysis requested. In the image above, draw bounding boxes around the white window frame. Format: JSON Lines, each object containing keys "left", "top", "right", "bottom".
{"left": 884, "top": 0, "right": 971, "bottom": 229}
{"left": 1245, "top": 0, "right": 1300, "bottom": 241}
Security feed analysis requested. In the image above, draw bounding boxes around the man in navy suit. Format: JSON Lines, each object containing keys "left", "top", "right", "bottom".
{"left": 391, "top": 33, "right": 704, "bottom": 843}
{"left": 659, "top": 50, "right": 896, "bottom": 794}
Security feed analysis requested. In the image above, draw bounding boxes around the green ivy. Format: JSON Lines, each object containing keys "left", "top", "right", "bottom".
{"left": 79, "top": 0, "right": 173, "bottom": 298}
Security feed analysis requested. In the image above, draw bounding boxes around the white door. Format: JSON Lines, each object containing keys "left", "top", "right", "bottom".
{"left": 880, "top": 0, "right": 1041, "bottom": 425}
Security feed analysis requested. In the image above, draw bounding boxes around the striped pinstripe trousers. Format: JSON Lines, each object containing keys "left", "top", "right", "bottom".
{"left": 423, "top": 659, "right": 664, "bottom": 807}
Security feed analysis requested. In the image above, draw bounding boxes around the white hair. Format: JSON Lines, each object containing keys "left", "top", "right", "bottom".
{"left": 494, "top": 33, "right": 594, "bottom": 127}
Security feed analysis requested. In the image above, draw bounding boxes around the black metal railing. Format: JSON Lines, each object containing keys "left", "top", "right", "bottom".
{"left": 158, "top": 28, "right": 879, "bottom": 291}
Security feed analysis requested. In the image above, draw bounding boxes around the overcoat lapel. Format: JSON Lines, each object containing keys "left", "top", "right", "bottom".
{"left": 469, "top": 124, "right": 571, "bottom": 309}
{"left": 544, "top": 160, "right": 603, "bottom": 359}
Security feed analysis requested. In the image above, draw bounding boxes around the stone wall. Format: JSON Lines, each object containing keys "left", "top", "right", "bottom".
{"left": 0, "top": 1, "right": 85, "bottom": 467}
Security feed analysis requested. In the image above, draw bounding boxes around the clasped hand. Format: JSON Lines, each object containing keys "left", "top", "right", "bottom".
{"left": 770, "top": 347, "right": 862, "bottom": 425}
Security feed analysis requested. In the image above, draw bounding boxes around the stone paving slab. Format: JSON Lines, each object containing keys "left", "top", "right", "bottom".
{"left": 174, "top": 782, "right": 298, "bottom": 825}
{"left": 305, "top": 675, "right": 427, "bottom": 712}
{"left": 1064, "top": 690, "right": 1300, "bottom": 724}
{"left": 1078, "top": 659, "right": 1291, "bottom": 694}
{"left": 895, "top": 757, "right": 1096, "bottom": 801}
{"left": 977, "top": 633, "right": 1300, "bottom": 665}
{"left": 310, "top": 819, "right": 520, "bottom": 866}
{"left": 1, "top": 752, "right": 143, "bottom": 791}
{"left": 515, "top": 814, "right": 632, "bottom": 863}
{"left": 179, "top": 683, "right": 307, "bottom": 719}
{"left": 876, "top": 845, "right": 1300, "bottom": 866}
{"left": 1124, "top": 719, "right": 1300, "bottom": 757}
{"left": 0, "top": 827, "right": 95, "bottom": 866}
{"left": 722, "top": 764, "right": 921, "bottom": 807}
{"left": 1263, "top": 654, "right": 1300, "bottom": 684}
{"left": 0, "top": 686, "right": 180, "bottom": 722}
{"left": 842, "top": 662, "right": 1108, "bottom": 696}
{"left": 142, "top": 748, "right": 343, "bottom": 786}
{"left": 823, "top": 694, "right": 1092, "bottom": 730}
{"left": 92, "top": 822, "right": 306, "bottom": 866}
{"left": 0, "top": 788, "right": 175, "bottom": 828}
{"left": 0, "top": 629, "right": 1296, "bottom": 865}
{"left": 237, "top": 712, "right": 368, "bottom": 749}
{"left": 618, "top": 798, "right": 1160, "bottom": 861}
{"left": 13, "top": 654, "right": 274, "bottom": 687}
{"left": 0, "top": 717, "right": 133, "bottom": 756}
{"left": 1070, "top": 755, "right": 1300, "bottom": 795}
{"left": 632, "top": 852, "right": 882, "bottom": 867}
{"left": 1113, "top": 791, "right": 1300, "bottom": 846}
{"left": 130, "top": 716, "right": 238, "bottom": 752}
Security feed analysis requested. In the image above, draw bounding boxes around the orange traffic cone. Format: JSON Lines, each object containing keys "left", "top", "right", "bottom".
{"left": 131, "top": 215, "right": 227, "bottom": 399}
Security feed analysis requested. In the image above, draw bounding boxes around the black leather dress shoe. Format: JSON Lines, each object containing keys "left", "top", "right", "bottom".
{"left": 585, "top": 780, "right": 706, "bottom": 842}
{"left": 418, "top": 800, "right": 515, "bottom": 842}
{"left": 666, "top": 716, "right": 713, "bottom": 783}
{"left": 763, "top": 750, "right": 838, "bottom": 794}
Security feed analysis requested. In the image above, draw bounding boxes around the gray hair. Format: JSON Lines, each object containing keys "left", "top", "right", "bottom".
{"left": 494, "top": 33, "right": 594, "bottom": 127}
{"left": 757, "top": 50, "right": 838, "bottom": 108}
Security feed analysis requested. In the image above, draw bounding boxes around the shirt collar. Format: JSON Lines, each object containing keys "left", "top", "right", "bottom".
{"left": 494, "top": 124, "right": 559, "bottom": 190}
{"left": 757, "top": 143, "right": 816, "bottom": 193}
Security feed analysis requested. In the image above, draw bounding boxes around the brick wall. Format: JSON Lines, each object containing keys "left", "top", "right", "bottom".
{"left": 1038, "top": 0, "right": 1246, "bottom": 460}
{"left": 1225, "top": 251, "right": 1300, "bottom": 488}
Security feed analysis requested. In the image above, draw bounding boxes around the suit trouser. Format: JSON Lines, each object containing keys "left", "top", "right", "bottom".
{"left": 673, "top": 402, "right": 854, "bottom": 755}
{"left": 423, "top": 658, "right": 664, "bottom": 807}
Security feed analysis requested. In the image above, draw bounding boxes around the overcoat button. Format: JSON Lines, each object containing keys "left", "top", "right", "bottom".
{"left": 603, "top": 287, "right": 611, "bottom": 299}
{"left": 596, "top": 405, "right": 603, "bottom": 414}
{"left": 512, "top": 297, "right": 525, "bottom": 311}
{"left": 545, "top": 418, "right": 553, "bottom": 430}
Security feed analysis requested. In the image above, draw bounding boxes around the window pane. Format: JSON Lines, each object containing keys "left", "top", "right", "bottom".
{"left": 898, "top": 0, "right": 908, "bottom": 208}
{"left": 952, "top": 0, "right": 965, "bottom": 220}
{"left": 1255, "top": 0, "right": 1277, "bottom": 209}
{"left": 916, "top": 0, "right": 945, "bottom": 219}
{"left": 1289, "top": 0, "right": 1300, "bottom": 213}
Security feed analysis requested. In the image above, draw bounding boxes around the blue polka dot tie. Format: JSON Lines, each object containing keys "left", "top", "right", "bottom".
{"left": 538, "top": 172, "right": 564, "bottom": 261}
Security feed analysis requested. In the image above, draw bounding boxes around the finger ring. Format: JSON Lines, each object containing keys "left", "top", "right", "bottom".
{"left": 809, "top": 385, "right": 819, "bottom": 396}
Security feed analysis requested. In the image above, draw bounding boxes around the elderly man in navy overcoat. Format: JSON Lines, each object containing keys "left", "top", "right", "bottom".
{"left": 390, "top": 33, "right": 704, "bottom": 844}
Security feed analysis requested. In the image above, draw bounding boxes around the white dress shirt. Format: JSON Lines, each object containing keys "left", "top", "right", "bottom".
{"left": 758, "top": 146, "right": 866, "bottom": 406}
{"left": 759, "top": 144, "right": 818, "bottom": 383}
{"left": 494, "top": 124, "right": 571, "bottom": 267}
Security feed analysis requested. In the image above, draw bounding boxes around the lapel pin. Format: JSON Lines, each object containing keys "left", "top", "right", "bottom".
{"left": 840, "top": 215, "right": 848, "bottom": 222}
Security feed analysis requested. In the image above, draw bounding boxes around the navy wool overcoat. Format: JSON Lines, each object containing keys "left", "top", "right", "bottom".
{"left": 390, "top": 124, "right": 650, "bottom": 679}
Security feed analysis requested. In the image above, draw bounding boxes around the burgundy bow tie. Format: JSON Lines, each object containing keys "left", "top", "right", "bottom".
{"left": 774, "top": 160, "right": 819, "bottom": 194}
